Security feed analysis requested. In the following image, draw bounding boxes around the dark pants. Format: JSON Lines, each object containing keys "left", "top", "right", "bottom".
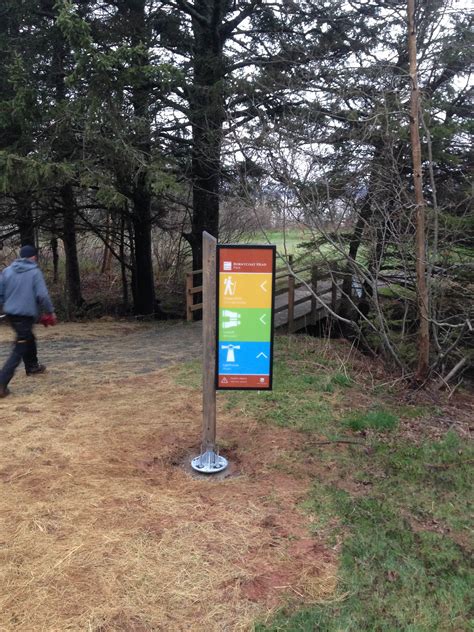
{"left": 0, "top": 315, "right": 39, "bottom": 386}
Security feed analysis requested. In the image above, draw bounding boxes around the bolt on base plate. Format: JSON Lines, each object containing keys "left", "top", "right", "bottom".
{"left": 191, "top": 450, "right": 228, "bottom": 474}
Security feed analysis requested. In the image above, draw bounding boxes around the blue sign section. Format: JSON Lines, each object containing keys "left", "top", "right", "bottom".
{"left": 218, "top": 341, "right": 271, "bottom": 375}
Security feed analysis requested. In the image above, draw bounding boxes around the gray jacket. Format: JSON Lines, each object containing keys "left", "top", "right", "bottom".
{"left": 0, "top": 259, "right": 54, "bottom": 318}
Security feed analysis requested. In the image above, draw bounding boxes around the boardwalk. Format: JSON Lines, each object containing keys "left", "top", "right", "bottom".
{"left": 274, "top": 279, "right": 334, "bottom": 332}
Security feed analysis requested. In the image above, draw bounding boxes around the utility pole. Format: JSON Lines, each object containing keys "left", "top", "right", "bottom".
{"left": 408, "top": 0, "right": 430, "bottom": 382}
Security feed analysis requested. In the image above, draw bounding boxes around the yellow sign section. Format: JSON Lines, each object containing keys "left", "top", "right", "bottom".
{"left": 219, "top": 273, "right": 273, "bottom": 309}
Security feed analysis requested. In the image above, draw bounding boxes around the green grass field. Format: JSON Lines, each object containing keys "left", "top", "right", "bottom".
{"left": 244, "top": 228, "right": 312, "bottom": 259}
{"left": 247, "top": 228, "right": 474, "bottom": 271}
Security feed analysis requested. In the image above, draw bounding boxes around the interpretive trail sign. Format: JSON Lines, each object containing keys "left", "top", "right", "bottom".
{"left": 216, "top": 245, "right": 276, "bottom": 390}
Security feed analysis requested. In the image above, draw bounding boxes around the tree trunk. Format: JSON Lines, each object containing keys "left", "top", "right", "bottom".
{"left": 338, "top": 204, "right": 370, "bottom": 318}
{"left": 338, "top": 144, "right": 385, "bottom": 319}
{"left": 186, "top": 1, "right": 226, "bottom": 271}
{"left": 101, "top": 211, "right": 112, "bottom": 274}
{"left": 127, "top": 216, "right": 138, "bottom": 309}
{"left": 15, "top": 194, "right": 35, "bottom": 246}
{"left": 119, "top": 215, "right": 129, "bottom": 310}
{"left": 131, "top": 176, "right": 155, "bottom": 314}
{"left": 123, "top": 0, "right": 156, "bottom": 315}
{"left": 50, "top": 12, "right": 83, "bottom": 310}
{"left": 61, "top": 183, "right": 83, "bottom": 309}
{"left": 408, "top": 0, "right": 430, "bottom": 382}
{"left": 51, "top": 236, "right": 59, "bottom": 283}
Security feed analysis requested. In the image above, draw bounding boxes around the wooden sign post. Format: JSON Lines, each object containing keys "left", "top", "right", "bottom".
{"left": 191, "top": 232, "right": 228, "bottom": 473}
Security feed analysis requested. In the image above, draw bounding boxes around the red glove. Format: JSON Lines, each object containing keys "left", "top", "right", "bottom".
{"left": 39, "top": 313, "right": 57, "bottom": 327}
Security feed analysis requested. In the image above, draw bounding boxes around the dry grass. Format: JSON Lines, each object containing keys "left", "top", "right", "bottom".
{"left": 0, "top": 345, "right": 337, "bottom": 631}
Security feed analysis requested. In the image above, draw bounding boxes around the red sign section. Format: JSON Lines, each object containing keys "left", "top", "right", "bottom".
{"left": 218, "top": 374, "right": 270, "bottom": 389}
{"left": 218, "top": 247, "right": 274, "bottom": 273}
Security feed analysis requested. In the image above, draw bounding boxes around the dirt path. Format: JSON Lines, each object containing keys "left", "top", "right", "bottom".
{"left": 0, "top": 319, "right": 203, "bottom": 393}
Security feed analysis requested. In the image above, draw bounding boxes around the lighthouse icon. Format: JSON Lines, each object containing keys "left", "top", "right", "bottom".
{"left": 221, "top": 344, "right": 240, "bottom": 362}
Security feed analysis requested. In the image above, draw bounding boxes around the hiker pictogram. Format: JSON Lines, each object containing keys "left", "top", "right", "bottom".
{"left": 223, "top": 276, "right": 237, "bottom": 296}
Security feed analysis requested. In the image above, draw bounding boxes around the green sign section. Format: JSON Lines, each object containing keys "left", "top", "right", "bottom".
{"left": 219, "top": 307, "right": 271, "bottom": 342}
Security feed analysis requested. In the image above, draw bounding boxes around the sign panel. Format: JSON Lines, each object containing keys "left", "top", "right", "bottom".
{"left": 216, "top": 245, "right": 275, "bottom": 390}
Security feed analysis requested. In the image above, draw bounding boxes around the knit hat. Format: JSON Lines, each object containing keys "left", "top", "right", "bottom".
{"left": 20, "top": 244, "right": 38, "bottom": 258}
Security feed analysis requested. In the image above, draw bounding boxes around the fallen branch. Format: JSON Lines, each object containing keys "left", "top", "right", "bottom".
{"left": 310, "top": 440, "right": 366, "bottom": 446}
{"left": 435, "top": 357, "right": 469, "bottom": 390}
{"left": 424, "top": 459, "right": 474, "bottom": 470}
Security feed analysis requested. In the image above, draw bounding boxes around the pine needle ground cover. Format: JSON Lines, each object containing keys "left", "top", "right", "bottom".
{"left": 0, "top": 323, "right": 336, "bottom": 631}
{"left": 0, "top": 323, "right": 472, "bottom": 631}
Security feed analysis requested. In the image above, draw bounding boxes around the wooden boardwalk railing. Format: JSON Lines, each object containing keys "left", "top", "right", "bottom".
{"left": 185, "top": 257, "right": 347, "bottom": 332}
{"left": 185, "top": 267, "right": 204, "bottom": 321}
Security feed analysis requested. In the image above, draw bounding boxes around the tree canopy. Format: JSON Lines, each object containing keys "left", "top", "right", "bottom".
{"left": 0, "top": 0, "right": 472, "bottom": 377}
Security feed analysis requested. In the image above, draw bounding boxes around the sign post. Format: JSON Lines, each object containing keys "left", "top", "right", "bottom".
{"left": 191, "top": 232, "right": 228, "bottom": 473}
{"left": 191, "top": 239, "right": 275, "bottom": 474}
{"left": 217, "top": 245, "right": 276, "bottom": 390}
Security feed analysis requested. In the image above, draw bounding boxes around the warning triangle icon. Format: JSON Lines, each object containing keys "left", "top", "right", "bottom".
{"left": 221, "top": 377, "right": 228, "bottom": 384}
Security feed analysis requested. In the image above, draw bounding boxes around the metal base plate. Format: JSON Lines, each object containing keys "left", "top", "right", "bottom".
{"left": 191, "top": 450, "right": 228, "bottom": 474}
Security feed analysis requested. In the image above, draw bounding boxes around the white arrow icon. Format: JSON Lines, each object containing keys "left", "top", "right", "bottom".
{"left": 257, "top": 352, "right": 268, "bottom": 359}
{"left": 260, "top": 281, "right": 268, "bottom": 292}
{"left": 259, "top": 314, "right": 267, "bottom": 325}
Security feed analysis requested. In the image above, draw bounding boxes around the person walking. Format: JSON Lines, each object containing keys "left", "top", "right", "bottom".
{"left": 0, "top": 245, "right": 56, "bottom": 398}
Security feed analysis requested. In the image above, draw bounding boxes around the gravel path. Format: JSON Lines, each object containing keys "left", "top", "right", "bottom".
{"left": 0, "top": 320, "right": 203, "bottom": 392}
